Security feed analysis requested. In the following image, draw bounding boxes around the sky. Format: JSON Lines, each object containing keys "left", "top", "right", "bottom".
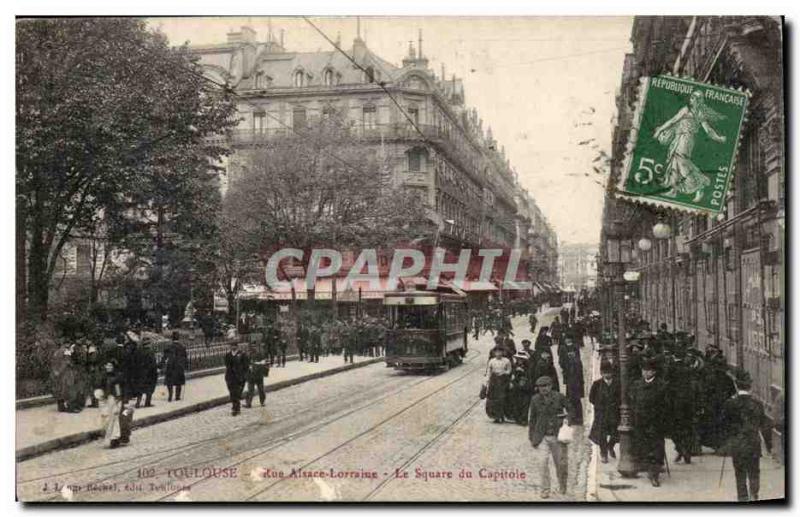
{"left": 152, "top": 16, "right": 633, "bottom": 246}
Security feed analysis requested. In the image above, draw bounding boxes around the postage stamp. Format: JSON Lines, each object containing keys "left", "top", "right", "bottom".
{"left": 618, "top": 75, "right": 749, "bottom": 213}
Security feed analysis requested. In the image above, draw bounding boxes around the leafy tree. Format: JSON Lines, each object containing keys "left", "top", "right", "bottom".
{"left": 16, "top": 18, "right": 238, "bottom": 322}
{"left": 223, "top": 114, "right": 432, "bottom": 300}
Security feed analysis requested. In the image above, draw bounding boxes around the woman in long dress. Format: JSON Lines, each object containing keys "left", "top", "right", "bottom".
{"left": 653, "top": 90, "right": 727, "bottom": 202}
{"left": 484, "top": 347, "right": 512, "bottom": 423}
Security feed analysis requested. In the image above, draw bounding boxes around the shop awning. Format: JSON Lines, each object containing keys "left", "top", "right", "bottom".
{"left": 241, "top": 277, "right": 398, "bottom": 301}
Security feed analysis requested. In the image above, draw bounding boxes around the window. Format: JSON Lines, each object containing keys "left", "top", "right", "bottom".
{"left": 255, "top": 71, "right": 264, "bottom": 89}
{"left": 408, "top": 106, "right": 419, "bottom": 126}
{"left": 293, "top": 70, "right": 305, "bottom": 88}
{"left": 362, "top": 105, "right": 376, "bottom": 130}
{"left": 323, "top": 68, "right": 335, "bottom": 86}
{"left": 322, "top": 105, "right": 336, "bottom": 120}
{"left": 407, "top": 147, "right": 427, "bottom": 172}
{"left": 292, "top": 107, "right": 307, "bottom": 130}
{"left": 365, "top": 66, "right": 375, "bottom": 83}
{"left": 254, "top": 111, "right": 266, "bottom": 133}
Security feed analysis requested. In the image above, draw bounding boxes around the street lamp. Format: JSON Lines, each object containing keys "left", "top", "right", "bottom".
{"left": 653, "top": 218, "right": 676, "bottom": 334}
{"left": 605, "top": 219, "right": 637, "bottom": 478}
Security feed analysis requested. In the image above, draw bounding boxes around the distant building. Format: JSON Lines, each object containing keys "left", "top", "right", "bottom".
{"left": 559, "top": 243, "right": 598, "bottom": 290}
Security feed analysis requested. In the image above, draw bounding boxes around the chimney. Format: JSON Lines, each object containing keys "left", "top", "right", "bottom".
{"left": 441, "top": 63, "right": 445, "bottom": 81}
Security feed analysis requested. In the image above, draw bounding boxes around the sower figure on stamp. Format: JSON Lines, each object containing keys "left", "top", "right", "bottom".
{"left": 224, "top": 342, "right": 249, "bottom": 416}
{"left": 629, "top": 357, "right": 668, "bottom": 487}
{"left": 528, "top": 375, "right": 571, "bottom": 498}
{"left": 721, "top": 369, "right": 773, "bottom": 502}
{"left": 589, "top": 362, "right": 620, "bottom": 463}
{"left": 653, "top": 89, "right": 727, "bottom": 202}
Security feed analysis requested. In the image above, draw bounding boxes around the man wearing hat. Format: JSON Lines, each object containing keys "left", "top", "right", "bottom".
{"left": 520, "top": 339, "right": 533, "bottom": 360}
{"left": 629, "top": 357, "right": 668, "bottom": 486}
{"left": 721, "top": 369, "right": 773, "bottom": 502}
{"left": 133, "top": 337, "right": 159, "bottom": 408}
{"left": 160, "top": 331, "right": 188, "bottom": 402}
{"left": 528, "top": 375, "right": 571, "bottom": 498}
{"left": 224, "top": 342, "right": 250, "bottom": 416}
{"left": 589, "top": 363, "right": 620, "bottom": 463}
{"left": 666, "top": 347, "right": 698, "bottom": 464}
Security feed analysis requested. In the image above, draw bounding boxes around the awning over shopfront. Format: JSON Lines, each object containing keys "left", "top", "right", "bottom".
{"left": 238, "top": 278, "right": 397, "bottom": 302}
{"left": 459, "top": 280, "right": 499, "bottom": 292}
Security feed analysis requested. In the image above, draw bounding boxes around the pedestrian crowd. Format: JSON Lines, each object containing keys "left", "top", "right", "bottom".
{"left": 480, "top": 305, "right": 774, "bottom": 502}
{"left": 590, "top": 319, "right": 774, "bottom": 501}
{"left": 222, "top": 316, "right": 387, "bottom": 416}
{"left": 48, "top": 330, "right": 188, "bottom": 449}
{"left": 481, "top": 305, "right": 590, "bottom": 498}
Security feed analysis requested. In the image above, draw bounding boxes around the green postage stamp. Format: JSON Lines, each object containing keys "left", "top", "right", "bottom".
{"left": 618, "top": 75, "right": 749, "bottom": 213}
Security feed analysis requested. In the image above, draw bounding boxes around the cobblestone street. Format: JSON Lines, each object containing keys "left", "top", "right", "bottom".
{"left": 16, "top": 310, "right": 594, "bottom": 502}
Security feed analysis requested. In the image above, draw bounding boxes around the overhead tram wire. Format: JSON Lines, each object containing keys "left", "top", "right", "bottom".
{"left": 302, "top": 17, "right": 430, "bottom": 143}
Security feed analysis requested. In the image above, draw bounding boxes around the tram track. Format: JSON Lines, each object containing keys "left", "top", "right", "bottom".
{"left": 25, "top": 366, "right": 438, "bottom": 502}
{"left": 240, "top": 357, "right": 485, "bottom": 502}
{"left": 361, "top": 398, "right": 482, "bottom": 501}
{"left": 24, "top": 349, "right": 483, "bottom": 502}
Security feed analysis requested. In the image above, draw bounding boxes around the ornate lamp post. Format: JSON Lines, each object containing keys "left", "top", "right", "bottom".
{"left": 606, "top": 219, "right": 637, "bottom": 477}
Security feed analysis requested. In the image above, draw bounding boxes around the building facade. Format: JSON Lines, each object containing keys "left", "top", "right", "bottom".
{"left": 600, "top": 17, "right": 784, "bottom": 446}
{"left": 559, "top": 243, "right": 598, "bottom": 291}
{"left": 190, "top": 25, "right": 559, "bottom": 287}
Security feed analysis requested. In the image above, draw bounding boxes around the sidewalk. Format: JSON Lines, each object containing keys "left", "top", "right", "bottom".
{"left": 586, "top": 348, "right": 786, "bottom": 503}
{"left": 16, "top": 354, "right": 381, "bottom": 461}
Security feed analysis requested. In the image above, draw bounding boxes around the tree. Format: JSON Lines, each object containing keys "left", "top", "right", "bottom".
{"left": 223, "top": 114, "right": 432, "bottom": 299}
{"left": 16, "top": 18, "right": 237, "bottom": 322}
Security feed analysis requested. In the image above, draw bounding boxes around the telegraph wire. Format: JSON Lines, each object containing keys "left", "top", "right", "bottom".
{"left": 302, "top": 16, "right": 430, "bottom": 144}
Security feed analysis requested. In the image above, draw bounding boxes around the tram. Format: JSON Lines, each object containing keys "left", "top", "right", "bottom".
{"left": 383, "top": 286, "right": 469, "bottom": 372}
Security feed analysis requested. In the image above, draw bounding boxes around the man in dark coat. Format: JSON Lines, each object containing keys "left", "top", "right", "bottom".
{"left": 550, "top": 317, "right": 563, "bottom": 347}
{"left": 699, "top": 353, "right": 736, "bottom": 450}
{"left": 666, "top": 348, "right": 697, "bottom": 464}
{"left": 528, "top": 375, "right": 571, "bottom": 498}
{"left": 122, "top": 334, "right": 139, "bottom": 404}
{"left": 528, "top": 349, "right": 560, "bottom": 395}
{"left": 560, "top": 345, "right": 585, "bottom": 425}
{"left": 629, "top": 357, "right": 668, "bottom": 486}
{"left": 572, "top": 317, "right": 586, "bottom": 348}
{"left": 505, "top": 353, "right": 532, "bottom": 425}
{"left": 245, "top": 342, "right": 269, "bottom": 408}
{"left": 134, "top": 338, "right": 158, "bottom": 408}
{"left": 721, "top": 369, "right": 773, "bottom": 502}
{"left": 589, "top": 363, "right": 620, "bottom": 463}
{"left": 224, "top": 342, "right": 249, "bottom": 416}
{"left": 160, "top": 331, "right": 188, "bottom": 402}
{"left": 534, "top": 326, "right": 552, "bottom": 353}
{"left": 529, "top": 312, "right": 538, "bottom": 334}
